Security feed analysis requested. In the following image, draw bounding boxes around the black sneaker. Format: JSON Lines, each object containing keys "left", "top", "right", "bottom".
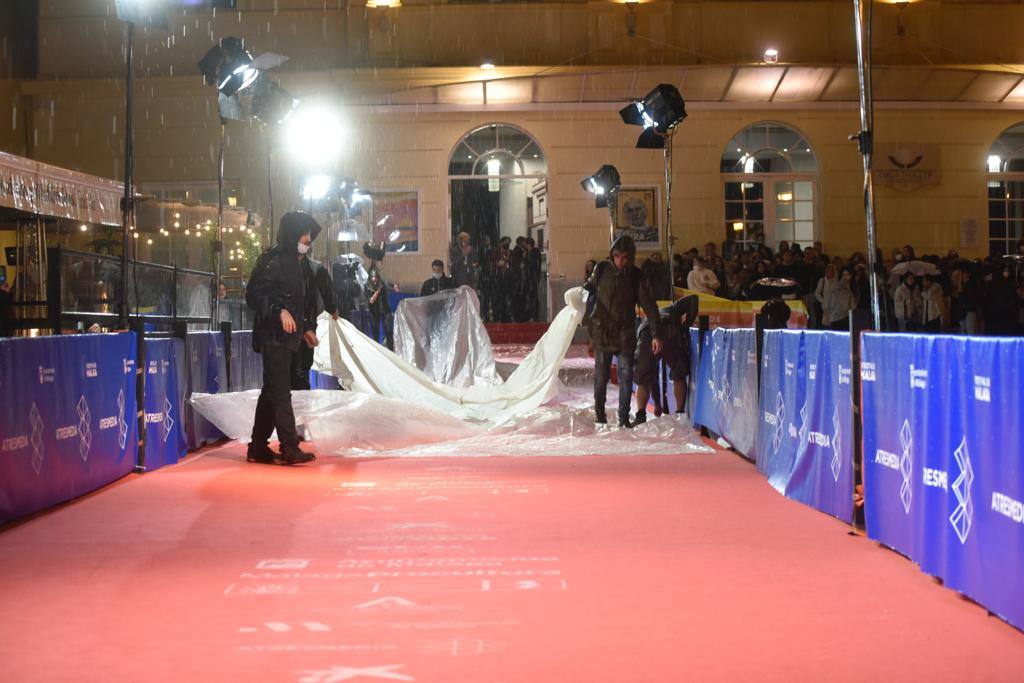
{"left": 633, "top": 411, "right": 647, "bottom": 426}
{"left": 595, "top": 407, "right": 607, "bottom": 425}
{"left": 618, "top": 416, "right": 634, "bottom": 429}
{"left": 246, "top": 443, "right": 276, "bottom": 465}
{"left": 280, "top": 444, "right": 316, "bottom": 465}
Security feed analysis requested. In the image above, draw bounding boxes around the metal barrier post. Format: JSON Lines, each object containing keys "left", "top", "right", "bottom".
{"left": 849, "top": 308, "right": 872, "bottom": 528}
{"left": 46, "top": 247, "right": 62, "bottom": 335}
{"left": 696, "top": 314, "right": 710, "bottom": 437}
{"left": 755, "top": 312, "right": 766, "bottom": 390}
{"left": 220, "top": 321, "right": 233, "bottom": 392}
{"left": 131, "top": 319, "right": 147, "bottom": 473}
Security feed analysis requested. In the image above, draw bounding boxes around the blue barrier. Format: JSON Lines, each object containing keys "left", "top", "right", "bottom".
{"left": 142, "top": 338, "right": 188, "bottom": 471}
{"left": 229, "top": 331, "right": 263, "bottom": 392}
{"left": 861, "top": 333, "right": 1024, "bottom": 630}
{"left": 184, "top": 332, "right": 227, "bottom": 450}
{"left": 756, "top": 330, "right": 855, "bottom": 523}
{"left": 691, "top": 328, "right": 759, "bottom": 458}
{"left": 0, "top": 333, "right": 138, "bottom": 524}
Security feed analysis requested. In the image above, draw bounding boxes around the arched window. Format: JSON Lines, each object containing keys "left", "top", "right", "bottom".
{"left": 448, "top": 124, "right": 549, "bottom": 320}
{"left": 986, "top": 123, "right": 1024, "bottom": 256}
{"left": 448, "top": 123, "right": 548, "bottom": 252}
{"left": 721, "top": 122, "right": 818, "bottom": 251}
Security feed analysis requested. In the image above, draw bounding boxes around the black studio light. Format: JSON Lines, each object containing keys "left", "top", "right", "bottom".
{"left": 251, "top": 77, "right": 299, "bottom": 126}
{"left": 580, "top": 165, "right": 621, "bottom": 208}
{"left": 618, "top": 84, "right": 687, "bottom": 149}
{"left": 198, "top": 37, "right": 259, "bottom": 97}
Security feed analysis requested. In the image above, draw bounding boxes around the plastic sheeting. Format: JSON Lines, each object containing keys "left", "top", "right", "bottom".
{"left": 192, "top": 285, "right": 714, "bottom": 458}
{"left": 392, "top": 285, "right": 500, "bottom": 387}
{"left": 311, "top": 287, "right": 587, "bottom": 424}
{"left": 191, "top": 388, "right": 714, "bottom": 458}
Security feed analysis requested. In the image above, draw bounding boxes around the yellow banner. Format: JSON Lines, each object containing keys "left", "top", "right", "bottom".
{"left": 659, "top": 288, "right": 808, "bottom": 329}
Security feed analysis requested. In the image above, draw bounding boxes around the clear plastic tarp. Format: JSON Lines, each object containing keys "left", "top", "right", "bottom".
{"left": 392, "top": 285, "right": 500, "bottom": 387}
{"left": 191, "top": 286, "right": 714, "bottom": 457}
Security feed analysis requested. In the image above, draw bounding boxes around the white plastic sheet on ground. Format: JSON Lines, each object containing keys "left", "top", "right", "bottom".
{"left": 192, "top": 286, "right": 713, "bottom": 457}
{"left": 392, "top": 286, "right": 500, "bottom": 388}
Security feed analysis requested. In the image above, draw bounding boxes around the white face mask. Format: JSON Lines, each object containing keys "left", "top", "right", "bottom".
{"left": 297, "top": 242, "right": 310, "bottom": 255}
{"left": 432, "top": 272, "right": 442, "bottom": 279}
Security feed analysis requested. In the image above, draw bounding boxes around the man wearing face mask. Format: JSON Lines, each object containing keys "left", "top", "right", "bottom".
{"left": 244, "top": 211, "right": 320, "bottom": 465}
{"left": 421, "top": 259, "right": 455, "bottom": 296}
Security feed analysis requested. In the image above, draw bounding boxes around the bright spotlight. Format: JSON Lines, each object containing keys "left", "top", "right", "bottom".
{"left": 581, "top": 165, "right": 621, "bottom": 208}
{"left": 301, "top": 174, "right": 334, "bottom": 200}
{"left": 763, "top": 48, "right": 779, "bottom": 64}
{"left": 388, "top": 229, "right": 402, "bottom": 243}
{"left": 80, "top": 224, "right": 89, "bottom": 232}
{"left": 252, "top": 78, "right": 299, "bottom": 125}
{"left": 988, "top": 155, "right": 1002, "bottom": 173}
{"left": 284, "top": 104, "right": 345, "bottom": 170}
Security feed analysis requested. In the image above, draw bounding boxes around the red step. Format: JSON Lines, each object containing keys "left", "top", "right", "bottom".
{"left": 485, "top": 323, "right": 550, "bottom": 345}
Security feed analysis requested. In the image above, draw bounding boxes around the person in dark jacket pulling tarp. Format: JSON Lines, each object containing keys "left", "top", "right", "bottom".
{"left": 244, "top": 211, "right": 319, "bottom": 465}
{"left": 291, "top": 221, "right": 337, "bottom": 391}
{"left": 583, "top": 235, "right": 662, "bottom": 428}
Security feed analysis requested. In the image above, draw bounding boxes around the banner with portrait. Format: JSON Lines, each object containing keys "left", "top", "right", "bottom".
{"left": 614, "top": 187, "right": 660, "bottom": 249}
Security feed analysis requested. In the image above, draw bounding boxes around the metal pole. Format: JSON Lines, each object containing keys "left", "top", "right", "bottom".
{"left": 853, "top": 0, "right": 881, "bottom": 330}
{"left": 214, "top": 119, "right": 225, "bottom": 329}
{"left": 266, "top": 144, "right": 275, "bottom": 240}
{"left": 118, "top": 21, "right": 135, "bottom": 327}
{"left": 606, "top": 194, "right": 618, "bottom": 246}
{"left": 664, "top": 132, "right": 676, "bottom": 298}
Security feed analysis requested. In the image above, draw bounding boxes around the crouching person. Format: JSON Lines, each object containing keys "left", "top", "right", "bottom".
{"left": 633, "top": 294, "right": 699, "bottom": 424}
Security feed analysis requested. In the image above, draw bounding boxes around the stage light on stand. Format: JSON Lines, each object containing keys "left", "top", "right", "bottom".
{"left": 301, "top": 174, "right": 334, "bottom": 201}
{"left": 581, "top": 165, "right": 621, "bottom": 208}
{"left": 988, "top": 155, "right": 1002, "bottom": 173}
{"left": 251, "top": 78, "right": 299, "bottom": 125}
{"left": 618, "top": 83, "right": 687, "bottom": 149}
{"left": 198, "top": 37, "right": 259, "bottom": 98}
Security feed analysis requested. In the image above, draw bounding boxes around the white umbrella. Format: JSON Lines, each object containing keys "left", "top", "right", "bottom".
{"left": 890, "top": 260, "right": 940, "bottom": 277}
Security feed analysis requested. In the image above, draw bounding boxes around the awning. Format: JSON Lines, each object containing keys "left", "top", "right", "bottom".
{"left": 0, "top": 151, "right": 123, "bottom": 226}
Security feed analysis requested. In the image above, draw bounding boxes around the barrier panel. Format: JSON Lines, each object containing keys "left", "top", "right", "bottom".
{"left": 0, "top": 333, "right": 138, "bottom": 524}
{"left": 686, "top": 328, "right": 702, "bottom": 422}
{"left": 756, "top": 330, "right": 855, "bottom": 523}
{"left": 142, "top": 338, "right": 188, "bottom": 471}
{"left": 691, "top": 328, "right": 759, "bottom": 458}
{"left": 184, "top": 332, "right": 227, "bottom": 450}
{"left": 228, "top": 331, "right": 263, "bottom": 392}
{"left": 861, "top": 333, "right": 1024, "bottom": 630}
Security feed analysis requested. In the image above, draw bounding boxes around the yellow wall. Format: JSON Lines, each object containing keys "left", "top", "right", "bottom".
{"left": 7, "top": 75, "right": 1023, "bottom": 290}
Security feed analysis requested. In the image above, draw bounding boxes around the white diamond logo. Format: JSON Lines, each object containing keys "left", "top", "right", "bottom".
{"left": 76, "top": 395, "right": 93, "bottom": 462}
{"left": 899, "top": 419, "right": 913, "bottom": 514}
{"left": 949, "top": 437, "right": 974, "bottom": 544}
{"left": 162, "top": 396, "right": 174, "bottom": 443}
{"left": 798, "top": 400, "right": 810, "bottom": 448}
{"left": 29, "top": 402, "right": 44, "bottom": 475}
{"left": 772, "top": 391, "right": 785, "bottom": 453}
{"left": 830, "top": 405, "right": 842, "bottom": 483}
{"left": 117, "top": 389, "right": 128, "bottom": 450}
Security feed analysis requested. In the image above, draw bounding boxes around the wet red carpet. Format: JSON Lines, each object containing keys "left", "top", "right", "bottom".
{"left": 0, "top": 442, "right": 1021, "bottom": 682}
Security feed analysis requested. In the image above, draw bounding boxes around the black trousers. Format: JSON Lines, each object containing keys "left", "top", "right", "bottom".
{"left": 290, "top": 342, "right": 314, "bottom": 391}
{"left": 594, "top": 349, "right": 635, "bottom": 422}
{"left": 251, "top": 342, "right": 300, "bottom": 449}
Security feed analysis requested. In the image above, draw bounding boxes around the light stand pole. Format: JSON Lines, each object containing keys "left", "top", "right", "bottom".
{"left": 213, "top": 118, "right": 226, "bottom": 328}
{"left": 663, "top": 131, "right": 677, "bottom": 296}
{"left": 118, "top": 20, "right": 136, "bottom": 327}
{"left": 852, "top": 0, "right": 882, "bottom": 330}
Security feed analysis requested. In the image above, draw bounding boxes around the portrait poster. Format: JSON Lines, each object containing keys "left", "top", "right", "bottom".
{"left": 614, "top": 187, "right": 660, "bottom": 248}
{"left": 370, "top": 191, "right": 419, "bottom": 253}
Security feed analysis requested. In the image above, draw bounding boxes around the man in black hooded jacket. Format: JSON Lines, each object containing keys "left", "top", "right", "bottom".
{"left": 244, "top": 211, "right": 319, "bottom": 465}
{"left": 583, "top": 235, "right": 662, "bottom": 427}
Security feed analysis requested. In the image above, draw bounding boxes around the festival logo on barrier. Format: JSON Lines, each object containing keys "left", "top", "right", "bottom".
{"left": 830, "top": 406, "right": 842, "bottom": 483}
{"left": 949, "top": 437, "right": 975, "bottom": 545}
{"left": 899, "top": 420, "right": 913, "bottom": 514}
{"left": 117, "top": 389, "right": 128, "bottom": 451}
{"left": 76, "top": 395, "right": 92, "bottom": 463}
{"left": 29, "top": 402, "right": 44, "bottom": 475}
{"left": 771, "top": 392, "right": 785, "bottom": 453}
{"left": 162, "top": 397, "right": 174, "bottom": 444}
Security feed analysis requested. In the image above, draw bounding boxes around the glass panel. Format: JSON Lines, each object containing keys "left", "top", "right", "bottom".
{"left": 61, "top": 252, "right": 122, "bottom": 315}
{"left": 1010, "top": 221, "right": 1024, "bottom": 239}
{"left": 176, "top": 270, "right": 214, "bottom": 320}
{"left": 988, "top": 182, "right": 1007, "bottom": 199}
{"left": 1008, "top": 181, "right": 1024, "bottom": 200}
{"left": 725, "top": 202, "right": 744, "bottom": 220}
{"left": 775, "top": 222, "right": 794, "bottom": 244}
{"left": 794, "top": 181, "right": 814, "bottom": 200}
{"left": 795, "top": 221, "right": 815, "bottom": 242}
{"left": 776, "top": 203, "right": 794, "bottom": 222}
{"left": 990, "top": 240, "right": 1007, "bottom": 256}
{"left": 721, "top": 123, "right": 817, "bottom": 173}
{"left": 745, "top": 203, "right": 764, "bottom": 221}
{"left": 795, "top": 202, "right": 814, "bottom": 221}
{"left": 1009, "top": 202, "right": 1024, "bottom": 221}
{"left": 744, "top": 183, "right": 764, "bottom": 201}
{"left": 990, "top": 201, "right": 1007, "bottom": 219}
{"left": 990, "top": 220, "right": 1007, "bottom": 238}
{"left": 725, "top": 182, "right": 744, "bottom": 200}
{"left": 128, "top": 262, "right": 175, "bottom": 316}
{"left": 748, "top": 222, "right": 765, "bottom": 244}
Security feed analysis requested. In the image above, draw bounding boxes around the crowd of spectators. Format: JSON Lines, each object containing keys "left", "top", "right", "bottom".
{"left": 448, "top": 231, "right": 544, "bottom": 323}
{"left": 638, "top": 237, "right": 1024, "bottom": 335}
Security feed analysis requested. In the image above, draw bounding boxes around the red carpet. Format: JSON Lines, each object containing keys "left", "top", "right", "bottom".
{"left": 0, "top": 442, "right": 1021, "bottom": 682}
